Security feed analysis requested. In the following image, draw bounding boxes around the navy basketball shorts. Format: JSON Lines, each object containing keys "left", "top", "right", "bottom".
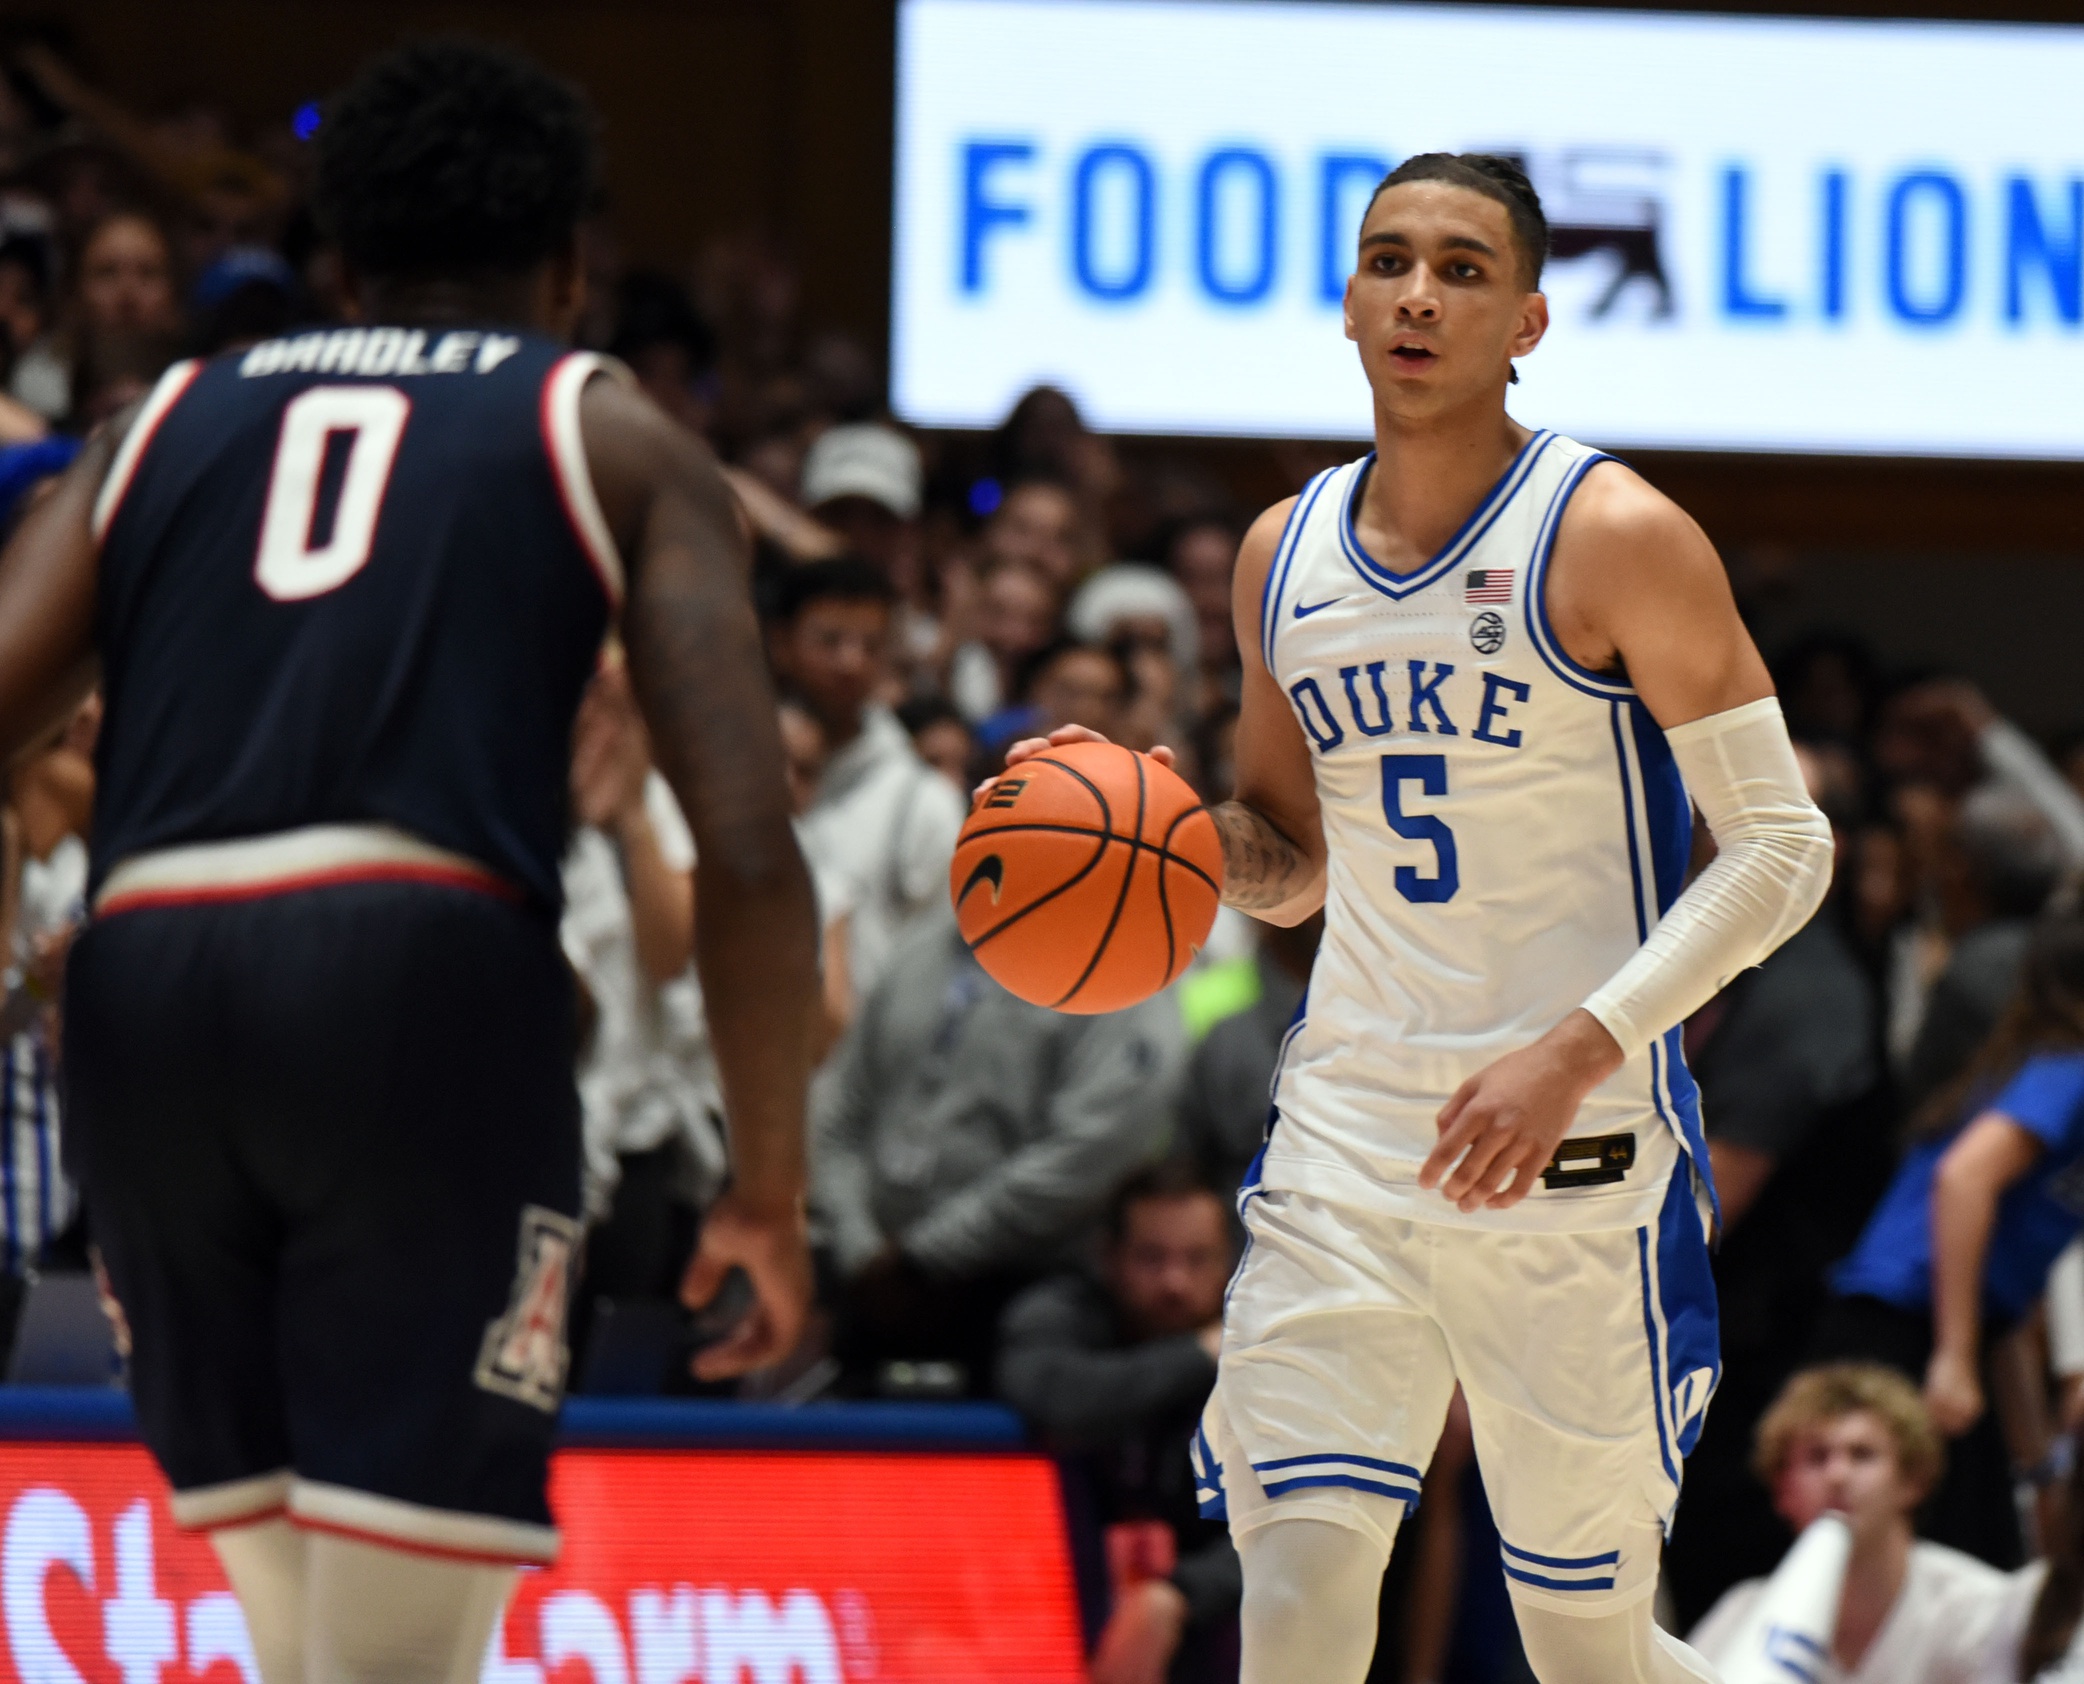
{"left": 64, "top": 881, "right": 584, "bottom": 1563}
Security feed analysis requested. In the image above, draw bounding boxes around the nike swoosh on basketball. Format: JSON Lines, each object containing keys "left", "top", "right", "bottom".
{"left": 957, "top": 854, "right": 1005, "bottom": 907}
{"left": 1293, "top": 596, "right": 1341, "bottom": 618}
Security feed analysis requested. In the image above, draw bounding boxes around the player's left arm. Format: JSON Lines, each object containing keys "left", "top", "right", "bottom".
{"left": 0, "top": 425, "right": 121, "bottom": 764}
{"left": 1421, "top": 462, "right": 1833, "bottom": 1212}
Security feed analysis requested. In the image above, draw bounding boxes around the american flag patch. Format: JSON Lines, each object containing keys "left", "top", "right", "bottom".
{"left": 1465, "top": 569, "right": 1514, "bottom": 604}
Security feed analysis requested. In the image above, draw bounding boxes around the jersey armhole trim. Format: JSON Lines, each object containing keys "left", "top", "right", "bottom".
{"left": 1524, "top": 451, "right": 1635, "bottom": 701}
{"left": 1258, "top": 466, "right": 1338, "bottom": 676}
{"left": 541, "top": 352, "right": 630, "bottom": 608}
{"left": 90, "top": 358, "right": 202, "bottom": 542}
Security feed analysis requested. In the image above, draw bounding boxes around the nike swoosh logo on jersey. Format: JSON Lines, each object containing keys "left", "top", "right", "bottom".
{"left": 1293, "top": 596, "right": 1341, "bottom": 619}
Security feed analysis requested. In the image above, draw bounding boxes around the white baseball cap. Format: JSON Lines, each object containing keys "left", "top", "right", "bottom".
{"left": 801, "top": 423, "right": 923, "bottom": 521}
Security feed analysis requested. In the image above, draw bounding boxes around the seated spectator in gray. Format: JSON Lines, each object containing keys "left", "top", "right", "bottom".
{"left": 1902, "top": 783, "right": 2068, "bottom": 1115}
{"left": 769, "top": 558, "right": 966, "bottom": 1004}
{"left": 1000, "top": 1164, "right": 1239, "bottom": 1684}
{"left": 814, "top": 905, "right": 1185, "bottom": 1392}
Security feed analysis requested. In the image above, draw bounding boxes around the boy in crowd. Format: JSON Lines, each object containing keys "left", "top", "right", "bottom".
{"left": 767, "top": 558, "right": 965, "bottom": 1002}
{"left": 1689, "top": 1363, "right": 2008, "bottom": 1683}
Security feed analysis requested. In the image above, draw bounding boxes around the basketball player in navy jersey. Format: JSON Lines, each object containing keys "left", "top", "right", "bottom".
{"left": 1000, "top": 156, "right": 1834, "bottom": 1682}
{"left": 0, "top": 43, "right": 818, "bottom": 1684}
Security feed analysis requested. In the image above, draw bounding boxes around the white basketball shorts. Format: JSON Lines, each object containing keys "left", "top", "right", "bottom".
{"left": 1192, "top": 1165, "right": 1718, "bottom": 1613}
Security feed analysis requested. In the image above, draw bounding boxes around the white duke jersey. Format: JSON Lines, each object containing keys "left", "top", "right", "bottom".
{"left": 1253, "top": 430, "right": 1712, "bottom": 1235}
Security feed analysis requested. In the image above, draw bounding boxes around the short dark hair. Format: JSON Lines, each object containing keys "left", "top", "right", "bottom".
{"left": 1013, "top": 636, "right": 1123, "bottom": 704}
{"left": 1367, "top": 152, "right": 1549, "bottom": 288}
{"left": 314, "top": 39, "right": 597, "bottom": 280}
{"left": 1107, "top": 1160, "right": 1221, "bottom": 1243}
{"left": 609, "top": 271, "right": 717, "bottom": 375}
{"left": 769, "top": 555, "right": 896, "bottom": 624}
{"left": 895, "top": 693, "right": 968, "bottom": 740}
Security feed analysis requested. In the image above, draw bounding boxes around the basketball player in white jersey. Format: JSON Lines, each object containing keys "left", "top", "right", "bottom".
{"left": 999, "top": 153, "right": 1833, "bottom": 1683}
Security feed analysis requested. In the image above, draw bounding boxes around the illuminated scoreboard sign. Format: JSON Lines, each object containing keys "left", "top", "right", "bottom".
{"left": 0, "top": 1441, "right": 1085, "bottom": 1682}
{"left": 893, "top": 0, "right": 2084, "bottom": 457}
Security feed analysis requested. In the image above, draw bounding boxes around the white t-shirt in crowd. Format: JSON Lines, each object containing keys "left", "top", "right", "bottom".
{"left": 1690, "top": 1541, "right": 2010, "bottom": 1684}
{"left": 562, "top": 774, "right": 721, "bottom": 1221}
{"left": 794, "top": 704, "right": 965, "bottom": 1003}
{"left": 561, "top": 775, "right": 856, "bottom": 1220}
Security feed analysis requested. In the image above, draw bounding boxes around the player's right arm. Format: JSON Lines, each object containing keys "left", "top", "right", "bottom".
{"left": 581, "top": 376, "right": 819, "bottom": 1380}
{"left": 1000, "top": 498, "right": 1327, "bottom": 925}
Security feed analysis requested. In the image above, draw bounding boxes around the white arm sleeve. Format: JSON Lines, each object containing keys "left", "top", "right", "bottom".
{"left": 1581, "top": 697, "right": 1834, "bottom": 1063}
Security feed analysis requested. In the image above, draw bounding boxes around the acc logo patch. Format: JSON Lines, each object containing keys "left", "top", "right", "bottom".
{"left": 1469, "top": 612, "right": 1507, "bottom": 655}
{"left": 475, "top": 1204, "right": 580, "bottom": 1412}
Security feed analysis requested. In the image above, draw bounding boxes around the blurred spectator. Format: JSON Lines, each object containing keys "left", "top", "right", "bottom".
{"left": 1689, "top": 1363, "right": 2007, "bottom": 1683}
{"left": 561, "top": 667, "right": 718, "bottom": 1384}
{"left": 776, "top": 695, "right": 857, "bottom": 1054}
{"left": 800, "top": 423, "right": 936, "bottom": 677}
{"left": 1774, "top": 631, "right": 1882, "bottom": 749}
{"left": 1699, "top": 743, "right": 1881, "bottom": 1231}
{"left": 813, "top": 906, "right": 1185, "bottom": 1394}
{"left": 1000, "top": 1163, "right": 1239, "bottom": 1684}
{"left": 1667, "top": 742, "right": 1893, "bottom": 1625}
{"left": 1069, "top": 565, "right": 1198, "bottom": 756}
{"left": 608, "top": 270, "right": 717, "bottom": 439}
{"left": 976, "top": 637, "right": 1128, "bottom": 764}
{"left": 990, "top": 384, "right": 1121, "bottom": 541}
{"left": 67, "top": 327, "right": 179, "bottom": 431}
{"left": 1175, "top": 915, "right": 1321, "bottom": 1206}
{"left": 770, "top": 558, "right": 966, "bottom": 1002}
{"left": 894, "top": 694, "right": 974, "bottom": 796}
{"left": 188, "top": 244, "right": 298, "bottom": 355}
{"left": 1899, "top": 787, "right": 2070, "bottom": 1116}
{"left": 76, "top": 209, "right": 182, "bottom": 339}
{"left": 0, "top": 697, "right": 94, "bottom": 1365}
{"left": 949, "top": 558, "right": 1060, "bottom": 723}
{"left": 1823, "top": 911, "right": 2084, "bottom": 1567}
{"left": 0, "top": 230, "right": 64, "bottom": 419}
{"left": 983, "top": 477, "right": 1087, "bottom": 594}
{"left": 1164, "top": 516, "right": 1244, "bottom": 718}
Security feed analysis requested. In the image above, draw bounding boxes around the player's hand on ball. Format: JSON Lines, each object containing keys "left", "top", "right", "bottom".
{"left": 1923, "top": 1346, "right": 1985, "bottom": 1436}
{"left": 1422, "top": 1010, "right": 1625, "bottom": 1212}
{"left": 975, "top": 724, "right": 1177, "bottom": 804}
{"left": 679, "top": 1190, "right": 813, "bottom": 1381}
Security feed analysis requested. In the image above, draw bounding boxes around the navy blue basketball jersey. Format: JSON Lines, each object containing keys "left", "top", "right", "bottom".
{"left": 90, "top": 327, "right": 621, "bottom": 913}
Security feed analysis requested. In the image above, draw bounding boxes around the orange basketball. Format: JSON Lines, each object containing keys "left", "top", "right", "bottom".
{"left": 950, "top": 741, "right": 1223, "bottom": 1014}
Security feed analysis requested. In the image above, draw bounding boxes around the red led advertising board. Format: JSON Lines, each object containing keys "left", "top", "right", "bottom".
{"left": 0, "top": 1442, "right": 1087, "bottom": 1683}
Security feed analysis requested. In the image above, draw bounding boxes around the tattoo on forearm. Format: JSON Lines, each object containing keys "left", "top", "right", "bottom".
{"left": 1210, "top": 801, "right": 1313, "bottom": 910}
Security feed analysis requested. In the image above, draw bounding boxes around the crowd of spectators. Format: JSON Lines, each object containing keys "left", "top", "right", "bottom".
{"left": 0, "top": 42, "right": 2082, "bottom": 1684}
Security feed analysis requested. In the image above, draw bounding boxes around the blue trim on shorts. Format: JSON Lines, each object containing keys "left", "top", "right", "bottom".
{"left": 1499, "top": 1540, "right": 1621, "bottom": 1570}
{"left": 1502, "top": 1563, "right": 1619, "bottom": 1594}
{"left": 1260, "top": 1471, "right": 1421, "bottom": 1509}
{"left": 1253, "top": 1452, "right": 1422, "bottom": 1480}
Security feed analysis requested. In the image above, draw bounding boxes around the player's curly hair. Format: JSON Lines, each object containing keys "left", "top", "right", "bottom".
{"left": 1368, "top": 152, "right": 1550, "bottom": 288}
{"left": 313, "top": 39, "right": 598, "bottom": 280}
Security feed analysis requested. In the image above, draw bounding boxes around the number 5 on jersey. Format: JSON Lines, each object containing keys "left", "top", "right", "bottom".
{"left": 254, "top": 385, "right": 410, "bottom": 602}
{"left": 1380, "top": 753, "right": 1459, "bottom": 903}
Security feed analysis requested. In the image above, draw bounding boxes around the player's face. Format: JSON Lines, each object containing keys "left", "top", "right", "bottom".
{"left": 1342, "top": 182, "right": 1548, "bottom": 421}
{"left": 1110, "top": 1193, "right": 1232, "bottom": 1338}
{"left": 1771, "top": 1411, "right": 1922, "bottom": 1541}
